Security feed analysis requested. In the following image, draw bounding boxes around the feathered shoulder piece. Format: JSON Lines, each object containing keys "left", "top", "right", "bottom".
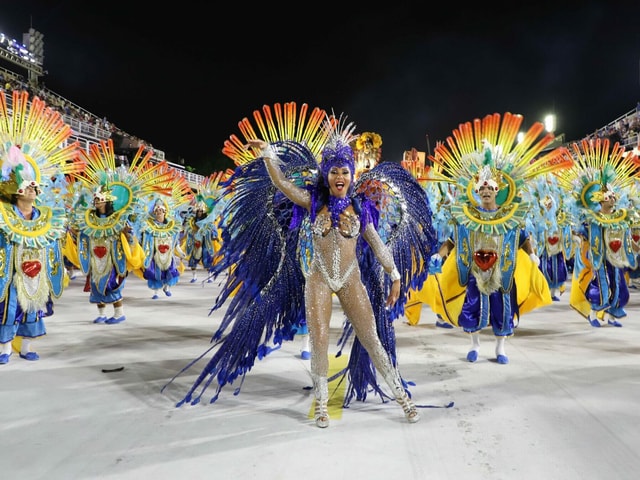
{"left": 554, "top": 138, "right": 640, "bottom": 215}
{"left": 0, "top": 90, "right": 83, "bottom": 205}
{"left": 427, "top": 112, "right": 573, "bottom": 234}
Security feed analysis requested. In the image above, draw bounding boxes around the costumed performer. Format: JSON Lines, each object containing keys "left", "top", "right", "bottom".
{"left": 556, "top": 138, "right": 640, "bottom": 327}
{"left": 181, "top": 172, "right": 229, "bottom": 283}
{"left": 67, "top": 140, "right": 174, "bottom": 324}
{"left": 164, "top": 103, "right": 440, "bottom": 427}
{"left": 420, "top": 112, "right": 573, "bottom": 364}
{"left": 524, "top": 175, "right": 576, "bottom": 301}
{"left": 401, "top": 148, "right": 456, "bottom": 328}
{"left": 136, "top": 171, "right": 193, "bottom": 299}
{"left": 0, "top": 90, "right": 83, "bottom": 363}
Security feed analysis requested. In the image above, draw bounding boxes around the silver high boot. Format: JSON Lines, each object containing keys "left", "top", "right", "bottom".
{"left": 312, "top": 374, "right": 329, "bottom": 428}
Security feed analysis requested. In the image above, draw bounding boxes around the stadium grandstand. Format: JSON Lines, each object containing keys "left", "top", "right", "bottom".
{"left": 0, "top": 27, "right": 205, "bottom": 188}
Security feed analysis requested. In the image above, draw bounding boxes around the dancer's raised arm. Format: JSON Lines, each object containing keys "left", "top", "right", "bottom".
{"left": 245, "top": 138, "right": 311, "bottom": 210}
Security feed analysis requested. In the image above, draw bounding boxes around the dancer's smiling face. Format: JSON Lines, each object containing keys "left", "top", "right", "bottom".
{"left": 327, "top": 165, "right": 352, "bottom": 198}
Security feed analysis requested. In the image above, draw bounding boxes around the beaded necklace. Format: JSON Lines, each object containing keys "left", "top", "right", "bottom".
{"left": 328, "top": 195, "right": 351, "bottom": 227}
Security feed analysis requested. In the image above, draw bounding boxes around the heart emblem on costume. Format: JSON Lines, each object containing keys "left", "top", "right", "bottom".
{"left": 473, "top": 250, "right": 497, "bottom": 271}
{"left": 195, "top": 241, "right": 202, "bottom": 249}
{"left": 547, "top": 236, "right": 559, "bottom": 245}
{"left": 609, "top": 240, "right": 622, "bottom": 253}
{"left": 633, "top": 234, "right": 640, "bottom": 243}
{"left": 22, "top": 260, "right": 42, "bottom": 277}
{"left": 94, "top": 246, "right": 107, "bottom": 258}
{"left": 158, "top": 244, "right": 170, "bottom": 254}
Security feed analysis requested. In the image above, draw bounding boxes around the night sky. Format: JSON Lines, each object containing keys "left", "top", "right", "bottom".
{"left": 1, "top": 1, "right": 639, "bottom": 174}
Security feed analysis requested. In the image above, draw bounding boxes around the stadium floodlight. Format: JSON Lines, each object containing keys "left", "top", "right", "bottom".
{"left": 24, "top": 27, "right": 44, "bottom": 62}
{"left": 544, "top": 114, "right": 556, "bottom": 133}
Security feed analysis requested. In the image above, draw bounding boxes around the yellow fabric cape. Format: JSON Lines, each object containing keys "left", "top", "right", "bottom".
{"left": 62, "top": 231, "right": 145, "bottom": 278}
{"left": 568, "top": 239, "right": 606, "bottom": 321}
{"left": 405, "top": 248, "right": 552, "bottom": 326}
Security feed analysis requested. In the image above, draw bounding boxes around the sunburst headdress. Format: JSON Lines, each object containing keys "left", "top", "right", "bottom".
{"left": 192, "top": 169, "right": 234, "bottom": 216}
{"left": 554, "top": 138, "right": 640, "bottom": 211}
{"left": 427, "top": 112, "right": 574, "bottom": 233}
{"left": 72, "top": 139, "right": 189, "bottom": 237}
{"left": 0, "top": 90, "right": 83, "bottom": 204}
{"left": 145, "top": 169, "right": 194, "bottom": 218}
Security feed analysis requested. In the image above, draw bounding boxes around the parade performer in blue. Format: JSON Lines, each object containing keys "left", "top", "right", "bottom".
{"left": 165, "top": 102, "right": 443, "bottom": 427}
{"left": 138, "top": 179, "right": 193, "bottom": 299}
{"left": 557, "top": 138, "right": 640, "bottom": 327}
{"left": 68, "top": 140, "right": 175, "bottom": 324}
{"left": 420, "top": 112, "right": 573, "bottom": 364}
{"left": 0, "top": 90, "right": 83, "bottom": 363}
{"left": 525, "top": 176, "right": 576, "bottom": 301}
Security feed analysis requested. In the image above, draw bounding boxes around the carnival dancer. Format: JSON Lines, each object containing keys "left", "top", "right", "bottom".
{"left": 138, "top": 182, "right": 193, "bottom": 299}
{"left": 556, "top": 138, "right": 640, "bottom": 327}
{"left": 67, "top": 140, "right": 175, "bottom": 324}
{"left": 421, "top": 112, "right": 573, "bottom": 364}
{"left": 0, "top": 90, "right": 83, "bottom": 363}
{"left": 181, "top": 171, "right": 229, "bottom": 283}
{"left": 165, "top": 103, "right": 440, "bottom": 427}
{"left": 525, "top": 176, "right": 576, "bottom": 301}
{"left": 400, "top": 153, "right": 456, "bottom": 328}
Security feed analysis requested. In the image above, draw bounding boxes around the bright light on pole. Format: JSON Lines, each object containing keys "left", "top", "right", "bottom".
{"left": 544, "top": 114, "right": 556, "bottom": 133}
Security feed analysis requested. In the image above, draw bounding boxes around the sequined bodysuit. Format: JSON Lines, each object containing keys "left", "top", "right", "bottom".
{"left": 263, "top": 155, "right": 405, "bottom": 402}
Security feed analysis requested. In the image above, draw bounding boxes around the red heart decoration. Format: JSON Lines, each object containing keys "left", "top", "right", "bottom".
{"left": 547, "top": 236, "right": 559, "bottom": 245}
{"left": 158, "top": 244, "right": 170, "bottom": 254}
{"left": 94, "top": 246, "right": 107, "bottom": 258}
{"left": 609, "top": 240, "right": 622, "bottom": 253}
{"left": 633, "top": 234, "right": 640, "bottom": 242}
{"left": 22, "top": 260, "right": 42, "bottom": 277}
{"left": 473, "top": 250, "right": 497, "bottom": 271}
{"left": 195, "top": 241, "right": 202, "bottom": 249}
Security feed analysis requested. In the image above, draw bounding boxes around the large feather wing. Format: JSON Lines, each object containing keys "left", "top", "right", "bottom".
{"left": 338, "top": 161, "right": 437, "bottom": 405}
{"left": 167, "top": 141, "right": 317, "bottom": 406}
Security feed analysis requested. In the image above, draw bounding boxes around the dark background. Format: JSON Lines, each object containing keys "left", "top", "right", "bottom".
{"left": 1, "top": 1, "right": 639, "bottom": 174}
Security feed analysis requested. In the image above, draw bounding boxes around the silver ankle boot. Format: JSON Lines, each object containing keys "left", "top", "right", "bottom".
{"left": 312, "top": 375, "right": 329, "bottom": 428}
{"left": 381, "top": 366, "right": 420, "bottom": 423}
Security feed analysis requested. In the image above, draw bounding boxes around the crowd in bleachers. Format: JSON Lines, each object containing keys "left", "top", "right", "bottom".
{"left": 0, "top": 66, "right": 159, "bottom": 158}
{"left": 584, "top": 104, "right": 640, "bottom": 153}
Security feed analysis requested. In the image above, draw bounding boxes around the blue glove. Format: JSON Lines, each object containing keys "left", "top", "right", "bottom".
{"left": 429, "top": 253, "right": 443, "bottom": 274}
